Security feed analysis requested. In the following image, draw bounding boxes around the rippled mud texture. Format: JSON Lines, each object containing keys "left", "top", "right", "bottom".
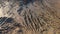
{"left": 0, "top": 0, "right": 60, "bottom": 34}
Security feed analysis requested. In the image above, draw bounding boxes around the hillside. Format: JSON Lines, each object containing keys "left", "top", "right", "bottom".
{"left": 0, "top": 0, "right": 60, "bottom": 34}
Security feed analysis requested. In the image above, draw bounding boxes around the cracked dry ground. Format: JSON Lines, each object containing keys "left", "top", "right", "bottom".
{"left": 0, "top": 0, "right": 60, "bottom": 34}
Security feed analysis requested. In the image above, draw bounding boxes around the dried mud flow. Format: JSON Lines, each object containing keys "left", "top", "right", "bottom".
{"left": 0, "top": 0, "right": 60, "bottom": 34}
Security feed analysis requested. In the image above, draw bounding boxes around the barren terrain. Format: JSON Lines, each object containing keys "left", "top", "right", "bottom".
{"left": 0, "top": 0, "right": 60, "bottom": 34}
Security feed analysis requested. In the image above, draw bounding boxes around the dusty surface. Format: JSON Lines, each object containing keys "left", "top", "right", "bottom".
{"left": 0, "top": 0, "right": 60, "bottom": 34}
